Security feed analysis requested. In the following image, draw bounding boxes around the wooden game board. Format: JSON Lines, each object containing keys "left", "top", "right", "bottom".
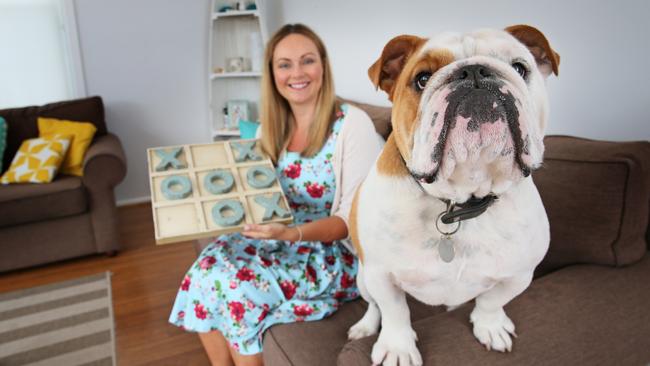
{"left": 147, "top": 139, "right": 293, "bottom": 245}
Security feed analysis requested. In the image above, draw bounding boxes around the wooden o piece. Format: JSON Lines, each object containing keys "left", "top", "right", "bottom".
{"left": 204, "top": 169, "right": 235, "bottom": 195}
{"left": 161, "top": 175, "right": 192, "bottom": 200}
{"left": 246, "top": 166, "right": 276, "bottom": 189}
{"left": 211, "top": 199, "right": 245, "bottom": 227}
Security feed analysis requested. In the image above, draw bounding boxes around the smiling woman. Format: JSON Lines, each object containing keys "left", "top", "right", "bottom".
{"left": 0, "top": 0, "right": 85, "bottom": 109}
{"left": 168, "top": 23, "right": 383, "bottom": 366}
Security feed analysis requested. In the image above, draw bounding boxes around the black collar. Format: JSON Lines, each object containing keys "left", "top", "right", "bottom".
{"left": 439, "top": 194, "right": 498, "bottom": 224}
{"left": 403, "top": 155, "right": 498, "bottom": 224}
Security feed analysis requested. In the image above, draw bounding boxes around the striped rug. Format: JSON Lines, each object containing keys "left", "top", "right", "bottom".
{"left": 0, "top": 272, "right": 116, "bottom": 366}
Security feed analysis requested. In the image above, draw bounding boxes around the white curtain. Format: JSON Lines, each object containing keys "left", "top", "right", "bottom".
{"left": 0, "top": 0, "right": 85, "bottom": 109}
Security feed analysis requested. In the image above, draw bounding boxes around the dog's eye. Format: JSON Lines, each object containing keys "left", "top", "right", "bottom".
{"left": 512, "top": 62, "right": 528, "bottom": 79}
{"left": 414, "top": 72, "right": 432, "bottom": 92}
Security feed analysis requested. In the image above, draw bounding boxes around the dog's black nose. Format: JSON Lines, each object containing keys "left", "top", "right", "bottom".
{"left": 452, "top": 65, "right": 496, "bottom": 86}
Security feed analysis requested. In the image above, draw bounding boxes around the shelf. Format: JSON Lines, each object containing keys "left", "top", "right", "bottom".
{"left": 208, "top": 0, "right": 266, "bottom": 141}
{"left": 212, "top": 10, "right": 259, "bottom": 20}
{"left": 211, "top": 71, "right": 262, "bottom": 80}
{"left": 212, "top": 128, "right": 241, "bottom": 138}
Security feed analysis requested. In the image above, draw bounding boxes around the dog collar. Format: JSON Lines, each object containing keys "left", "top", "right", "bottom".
{"left": 439, "top": 194, "right": 498, "bottom": 224}
{"left": 429, "top": 194, "right": 498, "bottom": 263}
{"left": 403, "top": 155, "right": 498, "bottom": 224}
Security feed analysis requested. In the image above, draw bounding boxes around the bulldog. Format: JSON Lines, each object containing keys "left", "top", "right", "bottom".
{"left": 347, "top": 25, "right": 560, "bottom": 365}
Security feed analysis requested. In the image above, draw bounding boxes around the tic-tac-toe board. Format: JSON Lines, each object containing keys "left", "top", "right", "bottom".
{"left": 147, "top": 139, "right": 293, "bottom": 245}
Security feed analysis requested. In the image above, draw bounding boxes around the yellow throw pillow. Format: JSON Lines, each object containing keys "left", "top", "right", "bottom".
{"left": 38, "top": 117, "right": 97, "bottom": 176}
{"left": 0, "top": 134, "right": 72, "bottom": 184}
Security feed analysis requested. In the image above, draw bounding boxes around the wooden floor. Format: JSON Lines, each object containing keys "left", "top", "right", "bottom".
{"left": 0, "top": 203, "right": 211, "bottom": 365}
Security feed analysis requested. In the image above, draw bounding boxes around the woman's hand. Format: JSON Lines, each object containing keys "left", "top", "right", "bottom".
{"left": 242, "top": 223, "right": 299, "bottom": 241}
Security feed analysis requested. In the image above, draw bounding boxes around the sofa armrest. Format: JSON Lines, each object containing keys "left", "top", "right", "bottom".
{"left": 82, "top": 133, "right": 127, "bottom": 187}
{"left": 339, "top": 255, "right": 650, "bottom": 365}
{"left": 81, "top": 133, "right": 127, "bottom": 253}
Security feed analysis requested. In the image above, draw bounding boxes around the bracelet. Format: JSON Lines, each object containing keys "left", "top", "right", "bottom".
{"left": 295, "top": 226, "right": 303, "bottom": 242}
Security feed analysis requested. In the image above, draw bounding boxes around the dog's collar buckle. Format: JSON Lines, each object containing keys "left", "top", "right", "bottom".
{"left": 440, "top": 194, "right": 498, "bottom": 225}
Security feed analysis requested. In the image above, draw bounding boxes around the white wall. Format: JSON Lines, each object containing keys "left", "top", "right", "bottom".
{"left": 74, "top": 0, "right": 211, "bottom": 204}
{"left": 276, "top": 0, "right": 650, "bottom": 141}
{"left": 74, "top": 0, "right": 650, "bottom": 203}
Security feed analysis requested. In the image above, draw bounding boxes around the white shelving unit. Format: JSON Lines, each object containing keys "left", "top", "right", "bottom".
{"left": 208, "top": 0, "right": 268, "bottom": 140}
{"left": 210, "top": 71, "right": 262, "bottom": 80}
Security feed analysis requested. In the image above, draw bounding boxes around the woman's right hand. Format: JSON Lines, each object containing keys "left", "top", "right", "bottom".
{"left": 242, "top": 223, "right": 300, "bottom": 242}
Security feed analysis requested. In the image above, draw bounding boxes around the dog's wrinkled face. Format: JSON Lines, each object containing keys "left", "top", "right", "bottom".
{"left": 370, "top": 25, "right": 559, "bottom": 203}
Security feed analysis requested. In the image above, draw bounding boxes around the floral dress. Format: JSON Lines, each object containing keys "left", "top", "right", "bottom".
{"left": 169, "top": 104, "right": 358, "bottom": 355}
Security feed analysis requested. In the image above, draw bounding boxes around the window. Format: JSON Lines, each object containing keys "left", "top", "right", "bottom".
{"left": 0, "top": 0, "right": 85, "bottom": 109}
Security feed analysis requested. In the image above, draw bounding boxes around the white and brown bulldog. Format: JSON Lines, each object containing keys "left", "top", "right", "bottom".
{"left": 348, "top": 25, "right": 560, "bottom": 365}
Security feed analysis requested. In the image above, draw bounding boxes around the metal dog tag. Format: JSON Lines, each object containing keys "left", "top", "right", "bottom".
{"left": 438, "top": 236, "right": 455, "bottom": 263}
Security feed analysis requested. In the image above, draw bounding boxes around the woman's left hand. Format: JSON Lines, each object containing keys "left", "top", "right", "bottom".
{"left": 242, "top": 223, "right": 298, "bottom": 241}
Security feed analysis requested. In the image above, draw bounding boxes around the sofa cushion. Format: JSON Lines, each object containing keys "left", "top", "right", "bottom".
{"left": 339, "top": 98, "right": 392, "bottom": 139}
{"left": 0, "top": 135, "right": 72, "bottom": 184}
{"left": 533, "top": 136, "right": 650, "bottom": 276}
{"left": 0, "top": 96, "right": 107, "bottom": 174}
{"left": 263, "top": 295, "right": 442, "bottom": 366}
{"left": 0, "top": 116, "right": 7, "bottom": 171}
{"left": 339, "top": 254, "right": 650, "bottom": 366}
{"left": 0, "top": 175, "right": 87, "bottom": 228}
{"left": 38, "top": 117, "right": 98, "bottom": 176}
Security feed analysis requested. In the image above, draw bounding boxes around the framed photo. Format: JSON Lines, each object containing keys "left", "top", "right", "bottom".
{"left": 226, "top": 100, "right": 250, "bottom": 130}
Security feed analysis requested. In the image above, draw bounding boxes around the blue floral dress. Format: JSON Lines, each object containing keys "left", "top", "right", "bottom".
{"left": 169, "top": 105, "right": 358, "bottom": 355}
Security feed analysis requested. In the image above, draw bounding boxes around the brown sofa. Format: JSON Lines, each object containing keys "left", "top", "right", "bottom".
{"left": 0, "top": 96, "right": 127, "bottom": 272}
{"left": 196, "top": 102, "right": 650, "bottom": 365}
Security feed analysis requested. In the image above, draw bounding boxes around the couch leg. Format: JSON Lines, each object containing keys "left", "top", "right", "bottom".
{"left": 106, "top": 250, "right": 118, "bottom": 257}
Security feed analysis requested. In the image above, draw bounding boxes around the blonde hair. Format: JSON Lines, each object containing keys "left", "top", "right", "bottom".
{"left": 259, "top": 23, "right": 338, "bottom": 163}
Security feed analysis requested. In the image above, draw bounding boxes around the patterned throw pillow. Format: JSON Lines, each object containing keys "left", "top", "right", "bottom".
{"left": 0, "top": 134, "right": 72, "bottom": 184}
{"left": 0, "top": 117, "right": 7, "bottom": 172}
{"left": 37, "top": 117, "right": 97, "bottom": 176}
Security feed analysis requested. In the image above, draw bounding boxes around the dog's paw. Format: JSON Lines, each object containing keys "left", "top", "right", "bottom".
{"left": 371, "top": 329, "right": 422, "bottom": 366}
{"left": 470, "top": 307, "right": 516, "bottom": 352}
{"left": 348, "top": 318, "right": 379, "bottom": 340}
{"left": 348, "top": 303, "right": 380, "bottom": 340}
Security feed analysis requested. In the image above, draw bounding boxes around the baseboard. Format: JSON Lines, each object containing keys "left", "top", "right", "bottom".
{"left": 117, "top": 196, "right": 151, "bottom": 207}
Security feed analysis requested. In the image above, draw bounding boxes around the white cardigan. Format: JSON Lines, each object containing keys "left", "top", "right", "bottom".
{"left": 328, "top": 105, "right": 383, "bottom": 228}
{"left": 259, "top": 104, "right": 383, "bottom": 252}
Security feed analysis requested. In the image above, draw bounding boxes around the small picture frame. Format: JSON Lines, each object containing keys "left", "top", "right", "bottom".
{"left": 227, "top": 57, "right": 245, "bottom": 73}
{"left": 226, "top": 100, "right": 250, "bottom": 130}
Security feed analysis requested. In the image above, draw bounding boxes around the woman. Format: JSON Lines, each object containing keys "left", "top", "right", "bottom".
{"left": 169, "top": 23, "right": 382, "bottom": 366}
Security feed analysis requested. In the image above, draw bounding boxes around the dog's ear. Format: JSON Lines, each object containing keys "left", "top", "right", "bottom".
{"left": 369, "top": 35, "right": 428, "bottom": 100}
{"left": 505, "top": 25, "right": 560, "bottom": 78}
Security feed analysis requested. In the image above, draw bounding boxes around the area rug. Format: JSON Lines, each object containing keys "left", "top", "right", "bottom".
{"left": 0, "top": 272, "right": 117, "bottom": 366}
